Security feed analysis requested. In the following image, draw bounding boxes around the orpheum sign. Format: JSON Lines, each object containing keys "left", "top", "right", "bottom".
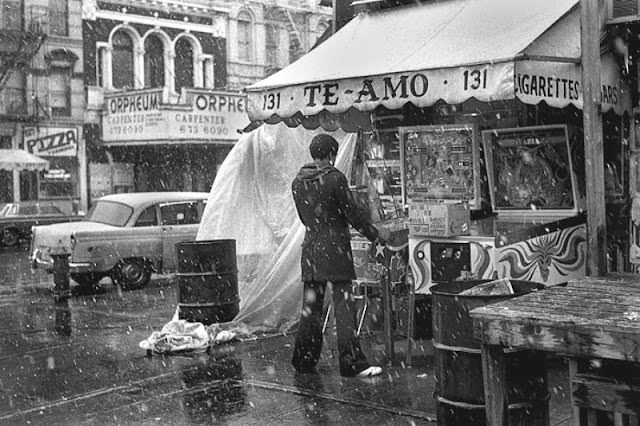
{"left": 102, "top": 89, "right": 249, "bottom": 144}
{"left": 103, "top": 90, "right": 163, "bottom": 141}
{"left": 173, "top": 91, "right": 248, "bottom": 139}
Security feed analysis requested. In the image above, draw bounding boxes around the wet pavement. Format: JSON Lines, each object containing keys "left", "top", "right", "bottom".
{"left": 0, "top": 245, "right": 574, "bottom": 425}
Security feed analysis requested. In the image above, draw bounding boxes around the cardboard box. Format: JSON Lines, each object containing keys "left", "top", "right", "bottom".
{"left": 408, "top": 201, "right": 470, "bottom": 237}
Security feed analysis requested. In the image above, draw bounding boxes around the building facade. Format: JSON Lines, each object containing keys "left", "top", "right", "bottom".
{"left": 0, "top": 0, "right": 86, "bottom": 214}
{"left": 224, "top": 0, "right": 331, "bottom": 90}
{"left": 82, "top": 0, "right": 331, "bottom": 200}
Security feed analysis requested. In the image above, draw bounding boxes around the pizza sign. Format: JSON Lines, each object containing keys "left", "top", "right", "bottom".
{"left": 23, "top": 127, "right": 78, "bottom": 156}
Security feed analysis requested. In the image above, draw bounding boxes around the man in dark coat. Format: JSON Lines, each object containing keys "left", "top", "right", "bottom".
{"left": 291, "top": 133, "right": 391, "bottom": 377}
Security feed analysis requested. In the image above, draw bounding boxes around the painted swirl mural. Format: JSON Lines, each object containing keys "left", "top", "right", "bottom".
{"left": 411, "top": 240, "right": 431, "bottom": 293}
{"left": 469, "top": 241, "right": 494, "bottom": 279}
{"left": 497, "top": 225, "right": 586, "bottom": 284}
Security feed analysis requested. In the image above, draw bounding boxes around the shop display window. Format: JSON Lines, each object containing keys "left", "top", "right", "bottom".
{"left": 364, "top": 129, "right": 403, "bottom": 218}
{"left": 39, "top": 157, "right": 78, "bottom": 199}
{"left": 482, "top": 124, "right": 578, "bottom": 215}
{"left": 19, "top": 170, "right": 38, "bottom": 201}
{"left": 399, "top": 124, "right": 481, "bottom": 208}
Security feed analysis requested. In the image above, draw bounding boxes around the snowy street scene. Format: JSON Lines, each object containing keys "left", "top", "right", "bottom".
{"left": 1, "top": 0, "right": 640, "bottom": 424}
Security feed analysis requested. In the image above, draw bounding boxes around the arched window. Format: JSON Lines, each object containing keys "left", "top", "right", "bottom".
{"left": 265, "top": 22, "right": 279, "bottom": 70}
{"left": 45, "top": 49, "right": 78, "bottom": 117}
{"left": 112, "top": 30, "right": 134, "bottom": 89}
{"left": 237, "top": 11, "right": 252, "bottom": 62}
{"left": 174, "top": 38, "right": 194, "bottom": 92}
{"left": 144, "top": 35, "right": 165, "bottom": 88}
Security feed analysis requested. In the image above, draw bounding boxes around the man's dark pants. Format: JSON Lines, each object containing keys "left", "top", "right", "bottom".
{"left": 292, "top": 280, "right": 369, "bottom": 377}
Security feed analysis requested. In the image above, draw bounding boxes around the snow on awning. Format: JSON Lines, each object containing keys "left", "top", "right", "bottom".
{"left": 246, "top": 0, "right": 631, "bottom": 126}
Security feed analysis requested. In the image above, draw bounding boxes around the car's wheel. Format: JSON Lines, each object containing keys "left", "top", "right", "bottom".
{"left": 111, "top": 259, "right": 151, "bottom": 290}
{"left": 71, "top": 273, "right": 104, "bottom": 288}
{"left": 1, "top": 228, "right": 19, "bottom": 247}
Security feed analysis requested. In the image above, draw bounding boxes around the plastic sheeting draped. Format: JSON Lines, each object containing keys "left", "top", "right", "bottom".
{"left": 196, "top": 122, "right": 356, "bottom": 334}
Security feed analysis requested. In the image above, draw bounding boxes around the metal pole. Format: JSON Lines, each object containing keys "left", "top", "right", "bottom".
{"left": 581, "top": 0, "right": 607, "bottom": 276}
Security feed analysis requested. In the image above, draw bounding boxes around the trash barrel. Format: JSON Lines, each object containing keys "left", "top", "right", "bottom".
{"left": 176, "top": 240, "right": 240, "bottom": 325}
{"left": 431, "top": 279, "right": 548, "bottom": 426}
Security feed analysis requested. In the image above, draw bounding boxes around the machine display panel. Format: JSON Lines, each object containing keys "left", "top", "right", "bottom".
{"left": 399, "top": 124, "right": 481, "bottom": 209}
{"left": 482, "top": 125, "right": 578, "bottom": 215}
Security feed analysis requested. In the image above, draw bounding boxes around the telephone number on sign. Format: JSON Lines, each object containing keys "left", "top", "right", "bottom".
{"left": 108, "top": 125, "right": 145, "bottom": 136}
{"left": 179, "top": 125, "right": 229, "bottom": 136}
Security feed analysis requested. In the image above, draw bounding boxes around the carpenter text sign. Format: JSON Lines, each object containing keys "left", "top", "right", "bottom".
{"left": 102, "top": 90, "right": 249, "bottom": 144}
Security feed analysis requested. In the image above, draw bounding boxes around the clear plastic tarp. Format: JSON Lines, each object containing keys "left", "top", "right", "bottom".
{"left": 196, "top": 122, "right": 356, "bottom": 334}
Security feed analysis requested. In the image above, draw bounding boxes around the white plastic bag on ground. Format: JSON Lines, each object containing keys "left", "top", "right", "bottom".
{"left": 207, "top": 322, "right": 257, "bottom": 344}
{"left": 139, "top": 319, "right": 209, "bottom": 354}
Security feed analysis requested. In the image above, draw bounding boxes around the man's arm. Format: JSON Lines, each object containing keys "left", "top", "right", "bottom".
{"left": 334, "top": 172, "right": 379, "bottom": 242}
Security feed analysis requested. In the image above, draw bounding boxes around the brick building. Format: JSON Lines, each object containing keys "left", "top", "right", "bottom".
{"left": 0, "top": 0, "right": 86, "bottom": 213}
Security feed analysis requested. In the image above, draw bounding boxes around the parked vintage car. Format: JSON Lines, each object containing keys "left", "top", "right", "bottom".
{"left": 30, "top": 192, "right": 209, "bottom": 289}
{"left": 0, "top": 202, "right": 82, "bottom": 247}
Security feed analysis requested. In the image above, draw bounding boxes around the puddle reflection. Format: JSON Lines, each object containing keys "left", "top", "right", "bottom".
{"left": 294, "top": 372, "right": 330, "bottom": 422}
{"left": 53, "top": 299, "right": 72, "bottom": 337}
{"left": 0, "top": 246, "right": 50, "bottom": 288}
{"left": 181, "top": 349, "right": 246, "bottom": 422}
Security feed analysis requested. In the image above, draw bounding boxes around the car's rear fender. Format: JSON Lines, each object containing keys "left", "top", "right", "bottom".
{"left": 70, "top": 228, "right": 163, "bottom": 274}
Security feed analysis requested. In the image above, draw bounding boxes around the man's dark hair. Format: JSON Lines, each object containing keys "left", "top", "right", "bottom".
{"left": 309, "top": 134, "right": 339, "bottom": 160}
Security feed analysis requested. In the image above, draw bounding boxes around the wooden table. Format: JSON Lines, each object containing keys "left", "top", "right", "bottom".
{"left": 470, "top": 274, "right": 640, "bottom": 425}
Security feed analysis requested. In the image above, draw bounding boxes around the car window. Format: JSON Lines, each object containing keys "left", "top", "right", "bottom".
{"left": 39, "top": 205, "right": 64, "bottom": 215}
{"left": 134, "top": 206, "right": 158, "bottom": 227}
{"left": 17, "top": 206, "right": 38, "bottom": 216}
{"left": 160, "top": 202, "right": 200, "bottom": 226}
{"left": 86, "top": 201, "right": 133, "bottom": 227}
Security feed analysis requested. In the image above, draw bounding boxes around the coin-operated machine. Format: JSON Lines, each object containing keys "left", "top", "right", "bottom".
{"left": 405, "top": 124, "right": 587, "bottom": 294}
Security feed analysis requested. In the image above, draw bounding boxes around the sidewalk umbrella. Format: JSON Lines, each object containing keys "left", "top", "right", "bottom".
{"left": 0, "top": 149, "right": 49, "bottom": 171}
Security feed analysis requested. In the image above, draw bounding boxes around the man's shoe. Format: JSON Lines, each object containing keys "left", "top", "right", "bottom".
{"left": 356, "top": 366, "right": 382, "bottom": 377}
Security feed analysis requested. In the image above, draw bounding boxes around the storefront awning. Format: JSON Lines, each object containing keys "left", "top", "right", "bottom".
{"left": 0, "top": 149, "right": 49, "bottom": 171}
{"left": 246, "top": 0, "right": 631, "bottom": 126}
